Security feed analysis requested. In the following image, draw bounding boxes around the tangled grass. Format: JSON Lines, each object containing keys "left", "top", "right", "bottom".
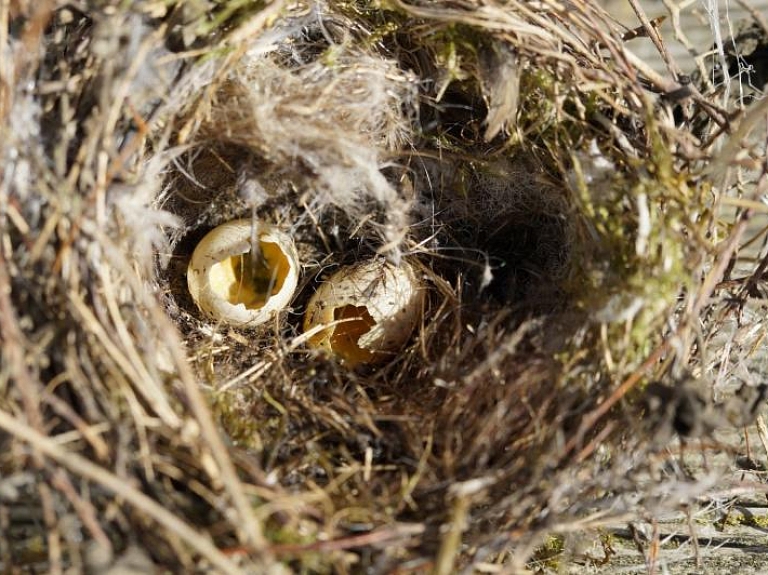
{"left": 2, "top": 0, "right": 768, "bottom": 573}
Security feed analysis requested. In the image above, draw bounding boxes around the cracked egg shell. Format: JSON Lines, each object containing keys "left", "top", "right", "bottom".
{"left": 304, "top": 259, "right": 424, "bottom": 366}
{"left": 187, "top": 219, "right": 299, "bottom": 327}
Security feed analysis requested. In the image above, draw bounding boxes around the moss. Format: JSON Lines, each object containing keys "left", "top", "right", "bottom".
{"left": 212, "top": 388, "right": 278, "bottom": 453}
{"left": 747, "top": 514, "right": 768, "bottom": 529}
{"left": 720, "top": 508, "right": 768, "bottom": 530}
{"left": 530, "top": 534, "right": 566, "bottom": 570}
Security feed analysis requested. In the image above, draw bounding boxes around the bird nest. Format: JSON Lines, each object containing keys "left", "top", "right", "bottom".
{"left": 2, "top": 0, "right": 768, "bottom": 572}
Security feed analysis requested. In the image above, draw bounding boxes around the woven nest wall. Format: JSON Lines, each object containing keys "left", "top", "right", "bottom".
{"left": 2, "top": 1, "right": 767, "bottom": 573}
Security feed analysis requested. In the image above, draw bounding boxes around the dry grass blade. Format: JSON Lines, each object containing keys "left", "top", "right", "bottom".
{"left": 0, "top": 409, "right": 247, "bottom": 575}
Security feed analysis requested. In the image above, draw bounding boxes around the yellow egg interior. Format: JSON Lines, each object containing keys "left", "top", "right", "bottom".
{"left": 208, "top": 241, "right": 290, "bottom": 309}
{"left": 329, "top": 305, "right": 377, "bottom": 366}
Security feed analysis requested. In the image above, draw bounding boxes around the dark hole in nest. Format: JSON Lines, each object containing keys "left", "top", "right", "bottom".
{"left": 481, "top": 211, "right": 571, "bottom": 309}
{"left": 422, "top": 83, "right": 488, "bottom": 144}
{"left": 414, "top": 71, "right": 572, "bottom": 313}
{"left": 421, "top": 156, "right": 573, "bottom": 315}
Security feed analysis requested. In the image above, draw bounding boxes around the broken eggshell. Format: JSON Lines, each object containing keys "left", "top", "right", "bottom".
{"left": 187, "top": 219, "right": 299, "bottom": 327}
{"left": 304, "top": 259, "right": 424, "bottom": 366}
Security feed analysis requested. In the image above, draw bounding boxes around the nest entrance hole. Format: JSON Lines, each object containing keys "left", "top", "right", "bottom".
{"left": 209, "top": 241, "right": 290, "bottom": 309}
{"left": 482, "top": 211, "right": 571, "bottom": 307}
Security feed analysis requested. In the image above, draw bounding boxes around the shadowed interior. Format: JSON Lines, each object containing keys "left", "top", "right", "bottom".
{"left": 330, "top": 305, "right": 377, "bottom": 365}
{"left": 208, "top": 241, "right": 289, "bottom": 309}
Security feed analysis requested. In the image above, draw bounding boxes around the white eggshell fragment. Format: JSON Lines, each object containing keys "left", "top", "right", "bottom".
{"left": 187, "top": 219, "right": 299, "bottom": 327}
{"left": 304, "top": 259, "right": 424, "bottom": 366}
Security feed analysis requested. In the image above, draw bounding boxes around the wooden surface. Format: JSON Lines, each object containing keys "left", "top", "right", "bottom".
{"left": 553, "top": 422, "right": 768, "bottom": 574}
{"left": 605, "top": 0, "right": 768, "bottom": 74}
